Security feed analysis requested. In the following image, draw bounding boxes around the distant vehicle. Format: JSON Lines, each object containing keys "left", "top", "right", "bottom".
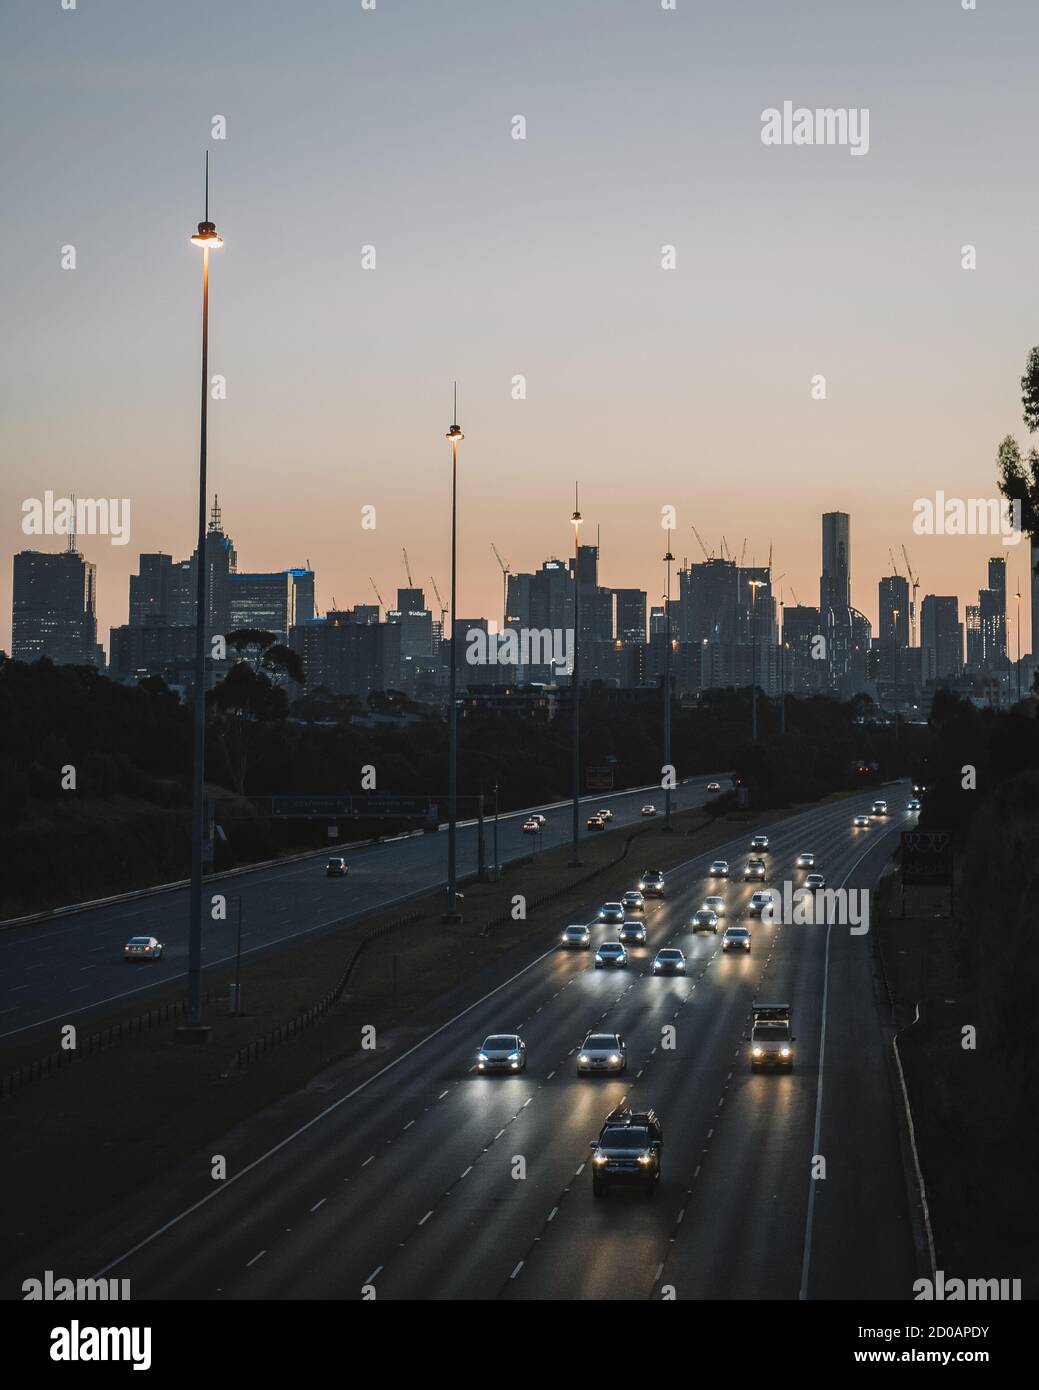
{"left": 621, "top": 890, "right": 645, "bottom": 912}
{"left": 744, "top": 857, "right": 766, "bottom": 881}
{"left": 907, "top": 799, "right": 921, "bottom": 812}
{"left": 703, "top": 895, "right": 725, "bottom": 916}
{"left": 597, "top": 808, "right": 614, "bottom": 821}
{"left": 852, "top": 814, "right": 870, "bottom": 828}
{"left": 586, "top": 816, "right": 605, "bottom": 832}
{"left": 750, "top": 834, "right": 769, "bottom": 853}
{"left": 796, "top": 851, "right": 816, "bottom": 869}
{"left": 722, "top": 925, "right": 752, "bottom": 953}
{"left": 560, "top": 924, "right": 592, "bottom": 949}
{"left": 124, "top": 935, "right": 163, "bottom": 960}
{"left": 591, "top": 1108, "right": 662, "bottom": 1196}
{"left": 640, "top": 805, "right": 657, "bottom": 817}
{"left": 652, "top": 947, "right": 686, "bottom": 974}
{"left": 804, "top": 872, "right": 826, "bottom": 891}
{"left": 522, "top": 818, "right": 540, "bottom": 834}
{"left": 709, "top": 859, "right": 729, "bottom": 878}
{"left": 871, "top": 800, "right": 888, "bottom": 817}
{"left": 477, "top": 1034, "right": 527, "bottom": 1073}
{"left": 751, "top": 1004, "right": 795, "bottom": 1072}
{"left": 618, "top": 920, "right": 647, "bottom": 945}
{"left": 325, "top": 856, "right": 348, "bottom": 877}
{"left": 639, "top": 869, "right": 666, "bottom": 897}
{"left": 690, "top": 908, "right": 719, "bottom": 933}
{"left": 707, "top": 781, "right": 721, "bottom": 793}
{"left": 578, "top": 1033, "right": 627, "bottom": 1074}
{"left": 748, "top": 890, "right": 773, "bottom": 916}
{"left": 598, "top": 902, "right": 625, "bottom": 925}
{"left": 594, "top": 942, "right": 628, "bottom": 970}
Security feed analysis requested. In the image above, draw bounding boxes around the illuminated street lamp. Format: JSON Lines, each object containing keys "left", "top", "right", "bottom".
{"left": 569, "top": 488, "right": 583, "bottom": 866}
{"left": 748, "top": 578, "right": 763, "bottom": 741}
{"left": 444, "top": 386, "right": 464, "bottom": 922}
{"left": 663, "top": 534, "right": 675, "bottom": 831}
{"left": 180, "top": 154, "right": 223, "bottom": 1042}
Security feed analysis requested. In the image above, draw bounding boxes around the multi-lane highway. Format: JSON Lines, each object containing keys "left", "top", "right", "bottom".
{"left": 24, "top": 786, "right": 921, "bottom": 1300}
{"left": 0, "top": 776, "right": 727, "bottom": 1043}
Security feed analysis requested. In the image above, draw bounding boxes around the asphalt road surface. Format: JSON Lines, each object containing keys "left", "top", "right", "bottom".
{"left": 21, "top": 785, "right": 921, "bottom": 1300}
{"left": 0, "top": 776, "right": 727, "bottom": 1043}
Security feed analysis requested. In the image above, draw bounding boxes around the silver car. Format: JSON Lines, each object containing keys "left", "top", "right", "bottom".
{"left": 578, "top": 1032, "right": 627, "bottom": 1074}
{"left": 476, "top": 1033, "right": 527, "bottom": 1073}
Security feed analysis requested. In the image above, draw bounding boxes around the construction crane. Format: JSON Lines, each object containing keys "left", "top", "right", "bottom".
{"left": 369, "top": 577, "right": 385, "bottom": 614}
{"left": 402, "top": 548, "right": 414, "bottom": 587}
{"left": 901, "top": 546, "right": 920, "bottom": 647}
{"left": 491, "top": 542, "right": 510, "bottom": 627}
{"left": 691, "top": 524, "right": 713, "bottom": 561}
{"left": 430, "top": 575, "right": 448, "bottom": 635}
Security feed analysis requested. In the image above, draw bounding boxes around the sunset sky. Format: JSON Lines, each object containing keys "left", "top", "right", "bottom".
{"left": 3, "top": 0, "right": 1039, "bottom": 655}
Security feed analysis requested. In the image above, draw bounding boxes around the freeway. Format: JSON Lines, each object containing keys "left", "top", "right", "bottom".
{"left": 23, "top": 785, "right": 920, "bottom": 1300}
{"left": 0, "top": 776, "right": 726, "bottom": 1043}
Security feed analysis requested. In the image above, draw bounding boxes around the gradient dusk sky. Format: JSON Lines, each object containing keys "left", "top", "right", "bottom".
{"left": 2, "top": 0, "right": 1039, "bottom": 655}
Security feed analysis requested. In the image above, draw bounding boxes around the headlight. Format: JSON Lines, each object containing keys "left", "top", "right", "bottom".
{"left": 752, "top": 1046, "right": 763, "bottom": 1057}
{"left": 780, "top": 1046, "right": 791, "bottom": 1057}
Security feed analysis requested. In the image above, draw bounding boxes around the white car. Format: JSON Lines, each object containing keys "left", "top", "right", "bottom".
{"left": 640, "top": 804, "right": 657, "bottom": 817}
{"left": 124, "top": 935, "right": 163, "bottom": 960}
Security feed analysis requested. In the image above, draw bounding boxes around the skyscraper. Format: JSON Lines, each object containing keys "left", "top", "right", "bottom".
{"left": 12, "top": 549, "right": 97, "bottom": 666}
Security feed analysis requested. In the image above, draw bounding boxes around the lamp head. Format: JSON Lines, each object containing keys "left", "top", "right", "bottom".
{"left": 191, "top": 221, "right": 223, "bottom": 248}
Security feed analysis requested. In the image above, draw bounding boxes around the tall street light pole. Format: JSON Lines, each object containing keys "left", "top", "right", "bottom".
{"left": 663, "top": 533, "right": 675, "bottom": 830}
{"left": 182, "top": 154, "right": 222, "bottom": 1041}
{"left": 444, "top": 386, "right": 464, "bottom": 922}
{"left": 569, "top": 487, "right": 583, "bottom": 866}
{"left": 749, "top": 578, "right": 762, "bottom": 742}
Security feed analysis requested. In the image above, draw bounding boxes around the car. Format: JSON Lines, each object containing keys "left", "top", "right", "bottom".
{"left": 476, "top": 1033, "right": 527, "bottom": 1073}
{"left": 796, "top": 851, "right": 816, "bottom": 869}
{"left": 640, "top": 805, "right": 657, "bottom": 817}
{"left": 618, "top": 920, "right": 647, "bottom": 945}
{"left": 591, "top": 1108, "right": 662, "bottom": 1195}
{"left": 750, "top": 1004, "right": 795, "bottom": 1071}
{"left": 638, "top": 869, "right": 666, "bottom": 897}
{"left": 707, "top": 781, "right": 721, "bottom": 792}
{"left": 702, "top": 894, "right": 725, "bottom": 916}
{"left": 597, "top": 808, "right": 614, "bottom": 821}
{"left": 598, "top": 902, "right": 625, "bottom": 925}
{"left": 722, "top": 925, "right": 752, "bottom": 953}
{"left": 907, "top": 798, "right": 921, "bottom": 812}
{"left": 804, "top": 872, "right": 826, "bottom": 891}
{"left": 690, "top": 908, "right": 719, "bottom": 933}
{"left": 871, "top": 799, "right": 888, "bottom": 817}
{"left": 852, "top": 814, "right": 870, "bottom": 828}
{"left": 594, "top": 942, "right": 628, "bottom": 969}
{"left": 621, "top": 890, "right": 645, "bottom": 912}
{"left": 586, "top": 816, "right": 605, "bottom": 831}
{"left": 709, "top": 859, "right": 729, "bottom": 878}
{"left": 652, "top": 947, "right": 686, "bottom": 974}
{"left": 578, "top": 1033, "right": 627, "bottom": 1073}
{"left": 750, "top": 834, "right": 770, "bottom": 853}
{"left": 748, "top": 890, "right": 773, "bottom": 916}
{"left": 522, "top": 818, "right": 540, "bottom": 834}
{"left": 744, "top": 857, "right": 766, "bottom": 881}
{"left": 560, "top": 924, "right": 592, "bottom": 949}
{"left": 325, "top": 856, "right": 348, "bottom": 876}
{"left": 124, "top": 935, "right": 163, "bottom": 960}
